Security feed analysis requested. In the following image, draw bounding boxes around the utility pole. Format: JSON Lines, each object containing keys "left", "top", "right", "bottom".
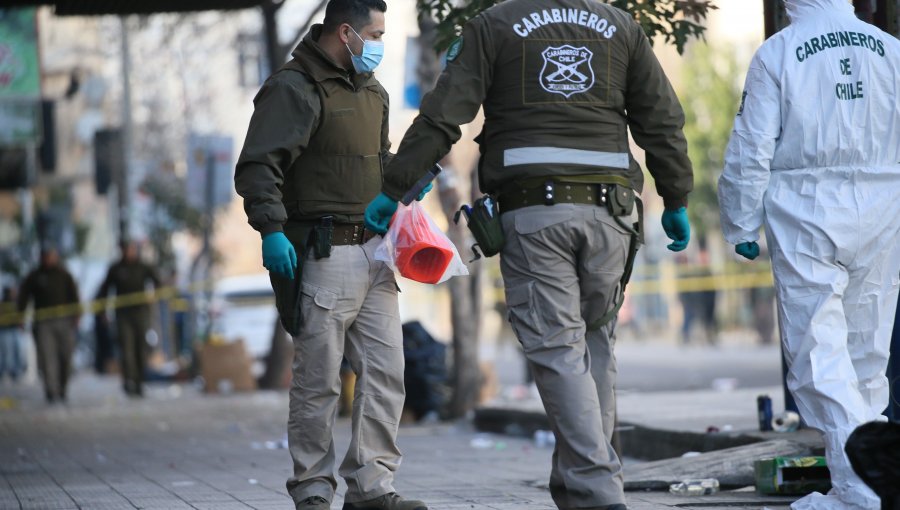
{"left": 854, "top": 0, "right": 876, "bottom": 22}
{"left": 261, "top": 0, "right": 282, "bottom": 77}
{"left": 202, "top": 143, "right": 215, "bottom": 323}
{"left": 118, "top": 16, "right": 133, "bottom": 243}
{"left": 763, "top": 0, "right": 789, "bottom": 39}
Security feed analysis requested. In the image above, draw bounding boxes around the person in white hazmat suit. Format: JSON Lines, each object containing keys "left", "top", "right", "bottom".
{"left": 717, "top": 1, "right": 900, "bottom": 509}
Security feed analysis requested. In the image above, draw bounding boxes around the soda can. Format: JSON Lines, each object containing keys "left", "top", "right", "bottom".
{"left": 757, "top": 395, "right": 774, "bottom": 431}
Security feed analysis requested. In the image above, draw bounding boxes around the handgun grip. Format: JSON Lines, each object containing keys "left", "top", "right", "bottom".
{"left": 400, "top": 164, "right": 442, "bottom": 206}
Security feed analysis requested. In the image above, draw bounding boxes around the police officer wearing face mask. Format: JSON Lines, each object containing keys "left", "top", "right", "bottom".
{"left": 365, "top": 1, "right": 694, "bottom": 509}
{"left": 234, "top": 1, "right": 428, "bottom": 509}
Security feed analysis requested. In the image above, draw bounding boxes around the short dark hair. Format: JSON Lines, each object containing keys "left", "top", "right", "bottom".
{"left": 322, "top": 0, "right": 387, "bottom": 33}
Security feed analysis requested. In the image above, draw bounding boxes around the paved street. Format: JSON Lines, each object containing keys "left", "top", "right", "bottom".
{"left": 0, "top": 372, "right": 801, "bottom": 510}
{"left": 0, "top": 375, "right": 558, "bottom": 510}
{"left": 490, "top": 334, "right": 785, "bottom": 393}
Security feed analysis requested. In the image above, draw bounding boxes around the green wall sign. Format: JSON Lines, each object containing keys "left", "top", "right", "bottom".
{"left": 0, "top": 8, "right": 41, "bottom": 99}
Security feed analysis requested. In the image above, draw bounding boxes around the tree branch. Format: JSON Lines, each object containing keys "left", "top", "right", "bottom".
{"left": 278, "top": 0, "right": 329, "bottom": 59}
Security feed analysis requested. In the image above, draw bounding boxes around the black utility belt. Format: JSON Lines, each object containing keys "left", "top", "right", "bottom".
{"left": 329, "top": 223, "right": 376, "bottom": 246}
{"left": 285, "top": 218, "right": 376, "bottom": 262}
{"left": 498, "top": 180, "right": 636, "bottom": 218}
{"left": 497, "top": 179, "right": 643, "bottom": 331}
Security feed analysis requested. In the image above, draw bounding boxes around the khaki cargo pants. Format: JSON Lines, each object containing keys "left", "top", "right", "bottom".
{"left": 286, "top": 238, "right": 405, "bottom": 505}
{"left": 501, "top": 203, "right": 633, "bottom": 509}
{"left": 33, "top": 317, "right": 77, "bottom": 401}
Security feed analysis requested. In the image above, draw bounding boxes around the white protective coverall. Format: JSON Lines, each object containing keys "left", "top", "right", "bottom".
{"left": 718, "top": 1, "right": 900, "bottom": 509}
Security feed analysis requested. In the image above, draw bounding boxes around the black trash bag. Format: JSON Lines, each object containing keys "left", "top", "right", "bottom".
{"left": 845, "top": 421, "right": 900, "bottom": 510}
{"left": 402, "top": 321, "right": 447, "bottom": 421}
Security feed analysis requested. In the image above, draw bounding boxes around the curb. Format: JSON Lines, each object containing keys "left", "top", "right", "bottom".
{"left": 474, "top": 407, "right": 764, "bottom": 461}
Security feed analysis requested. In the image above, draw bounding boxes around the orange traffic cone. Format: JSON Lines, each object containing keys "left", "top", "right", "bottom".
{"left": 393, "top": 208, "right": 454, "bottom": 284}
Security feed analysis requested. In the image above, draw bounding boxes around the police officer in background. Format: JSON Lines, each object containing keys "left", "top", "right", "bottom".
{"left": 366, "top": 1, "right": 693, "bottom": 509}
{"left": 17, "top": 247, "right": 81, "bottom": 404}
{"left": 96, "top": 241, "right": 161, "bottom": 397}
{"left": 234, "top": 0, "right": 428, "bottom": 509}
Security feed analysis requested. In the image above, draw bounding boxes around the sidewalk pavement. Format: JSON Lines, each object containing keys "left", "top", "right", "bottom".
{"left": 1, "top": 372, "right": 808, "bottom": 510}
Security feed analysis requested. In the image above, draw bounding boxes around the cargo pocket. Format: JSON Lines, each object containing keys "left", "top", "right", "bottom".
{"left": 513, "top": 208, "right": 575, "bottom": 273}
{"left": 298, "top": 282, "right": 337, "bottom": 337}
{"left": 505, "top": 281, "right": 544, "bottom": 353}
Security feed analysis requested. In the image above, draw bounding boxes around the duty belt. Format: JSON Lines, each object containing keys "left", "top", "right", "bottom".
{"left": 497, "top": 175, "right": 643, "bottom": 331}
{"left": 499, "top": 181, "right": 622, "bottom": 213}
{"left": 331, "top": 223, "right": 377, "bottom": 245}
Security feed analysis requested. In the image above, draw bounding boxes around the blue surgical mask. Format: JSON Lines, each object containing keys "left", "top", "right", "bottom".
{"left": 346, "top": 27, "right": 384, "bottom": 74}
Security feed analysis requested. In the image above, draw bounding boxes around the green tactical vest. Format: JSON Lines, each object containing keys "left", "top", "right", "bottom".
{"left": 281, "top": 58, "right": 385, "bottom": 223}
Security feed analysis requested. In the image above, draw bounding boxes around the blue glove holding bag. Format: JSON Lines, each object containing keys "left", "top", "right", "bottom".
{"left": 364, "top": 193, "right": 399, "bottom": 234}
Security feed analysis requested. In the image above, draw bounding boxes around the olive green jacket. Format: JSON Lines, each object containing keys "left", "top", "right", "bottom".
{"left": 382, "top": 0, "right": 693, "bottom": 209}
{"left": 235, "top": 25, "right": 392, "bottom": 235}
{"left": 17, "top": 264, "right": 80, "bottom": 318}
{"left": 96, "top": 259, "right": 161, "bottom": 313}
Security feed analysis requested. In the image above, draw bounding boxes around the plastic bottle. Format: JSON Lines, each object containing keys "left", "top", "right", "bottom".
{"left": 533, "top": 430, "right": 556, "bottom": 448}
{"left": 668, "top": 478, "right": 720, "bottom": 496}
{"left": 772, "top": 411, "right": 801, "bottom": 432}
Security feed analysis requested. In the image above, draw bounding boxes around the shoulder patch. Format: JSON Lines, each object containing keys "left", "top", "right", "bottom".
{"left": 446, "top": 36, "right": 464, "bottom": 62}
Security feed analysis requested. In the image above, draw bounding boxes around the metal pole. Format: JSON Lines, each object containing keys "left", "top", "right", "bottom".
{"left": 763, "top": 0, "right": 789, "bottom": 39}
{"left": 762, "top": 0, "right": 800, "bottom": 416}
{"left": 119, "top": 16, "right": 133, "bottom": 243}
{"left": 17, "top": 186, "right": 35, "bottom": 275}
{"left": 23, "top": 141, "right": 37, "bottom": 259}
{"left": 200, "top": 145, "right": 215, "bottom": 342}
{"left": 854, "top": 0, "right": 877, "bottom": 22}
{"left": 202, "top": 145, "right": 215, "bottom": 285}
{"left": 888, "top": 297, "right": 900, "bottom": 422}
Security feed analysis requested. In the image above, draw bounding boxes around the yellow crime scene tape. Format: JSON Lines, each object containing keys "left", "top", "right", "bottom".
{"left": 0, "top": 265, "right": 776, "bottom": 327}
{"left": 628, "top": 269, "right": 774, "bottom": 294}
{"left": 0, "top": 283, "right": 202, "bottom": 328}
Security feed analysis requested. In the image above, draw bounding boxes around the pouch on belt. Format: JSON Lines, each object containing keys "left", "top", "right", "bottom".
{"left": 606, "top": 184, "right": 635, "bottom": 218}
{"left": 453, "top": 195, "right": 505, "bottom": 261}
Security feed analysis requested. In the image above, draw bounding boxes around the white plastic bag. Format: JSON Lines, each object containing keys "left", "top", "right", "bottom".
{"left": 374, "top": 202, "right": 468, "bottom": 284}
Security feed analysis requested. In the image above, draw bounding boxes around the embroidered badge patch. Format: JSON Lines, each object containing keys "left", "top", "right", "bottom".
{"left": 539, "top": 45, "right": 595, "bottom": 98}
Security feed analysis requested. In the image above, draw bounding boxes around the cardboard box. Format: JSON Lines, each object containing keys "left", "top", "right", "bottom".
{"left": 200, "top": 339, "right": 257, "bottom": 393}
{"left": 754, "top": 456, "right": 832, "bottom": 495}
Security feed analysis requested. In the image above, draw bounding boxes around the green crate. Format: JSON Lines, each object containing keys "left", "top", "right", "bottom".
{"left": 754, "top": 456, "right": 832, "bottom": 495}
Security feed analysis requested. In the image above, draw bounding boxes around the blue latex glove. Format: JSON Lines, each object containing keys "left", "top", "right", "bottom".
{"left": 661, "top": 207, "right": 691, "bottom": 252}
{"left": 364, "top": 193, "right": 399, "bottom": 234}
{"left": 735, "top": 241, "right": 760, "bottom": 260}
{"left": 262, "top": 232, "right": 298, "bottom": 279}
{"left": 417, "top": 182, "right": 433, "bottom": 201}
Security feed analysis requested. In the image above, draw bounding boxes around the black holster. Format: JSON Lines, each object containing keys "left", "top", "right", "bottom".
{"left": 269, "top": 222, "right": 314, "bottom": 337}
{"left": 312, "top": 216, "right": 334, "bottom": 260}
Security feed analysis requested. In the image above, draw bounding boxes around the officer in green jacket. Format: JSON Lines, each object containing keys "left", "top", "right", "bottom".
{"left": 234, "top": 1, "right": 428, "bottom": 509}
{"left": 365, "top": 2, "right": 693, "bottom": 509}
{"left": 96, "top": 241, "right": 161, "bottom": 397}
{"left": 17, "top": 247, "right": 81, "bottom": 404}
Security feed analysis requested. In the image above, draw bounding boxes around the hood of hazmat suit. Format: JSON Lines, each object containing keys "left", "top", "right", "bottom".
{"left": 717, "top": 1, "right": 900, "bottom": 509}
